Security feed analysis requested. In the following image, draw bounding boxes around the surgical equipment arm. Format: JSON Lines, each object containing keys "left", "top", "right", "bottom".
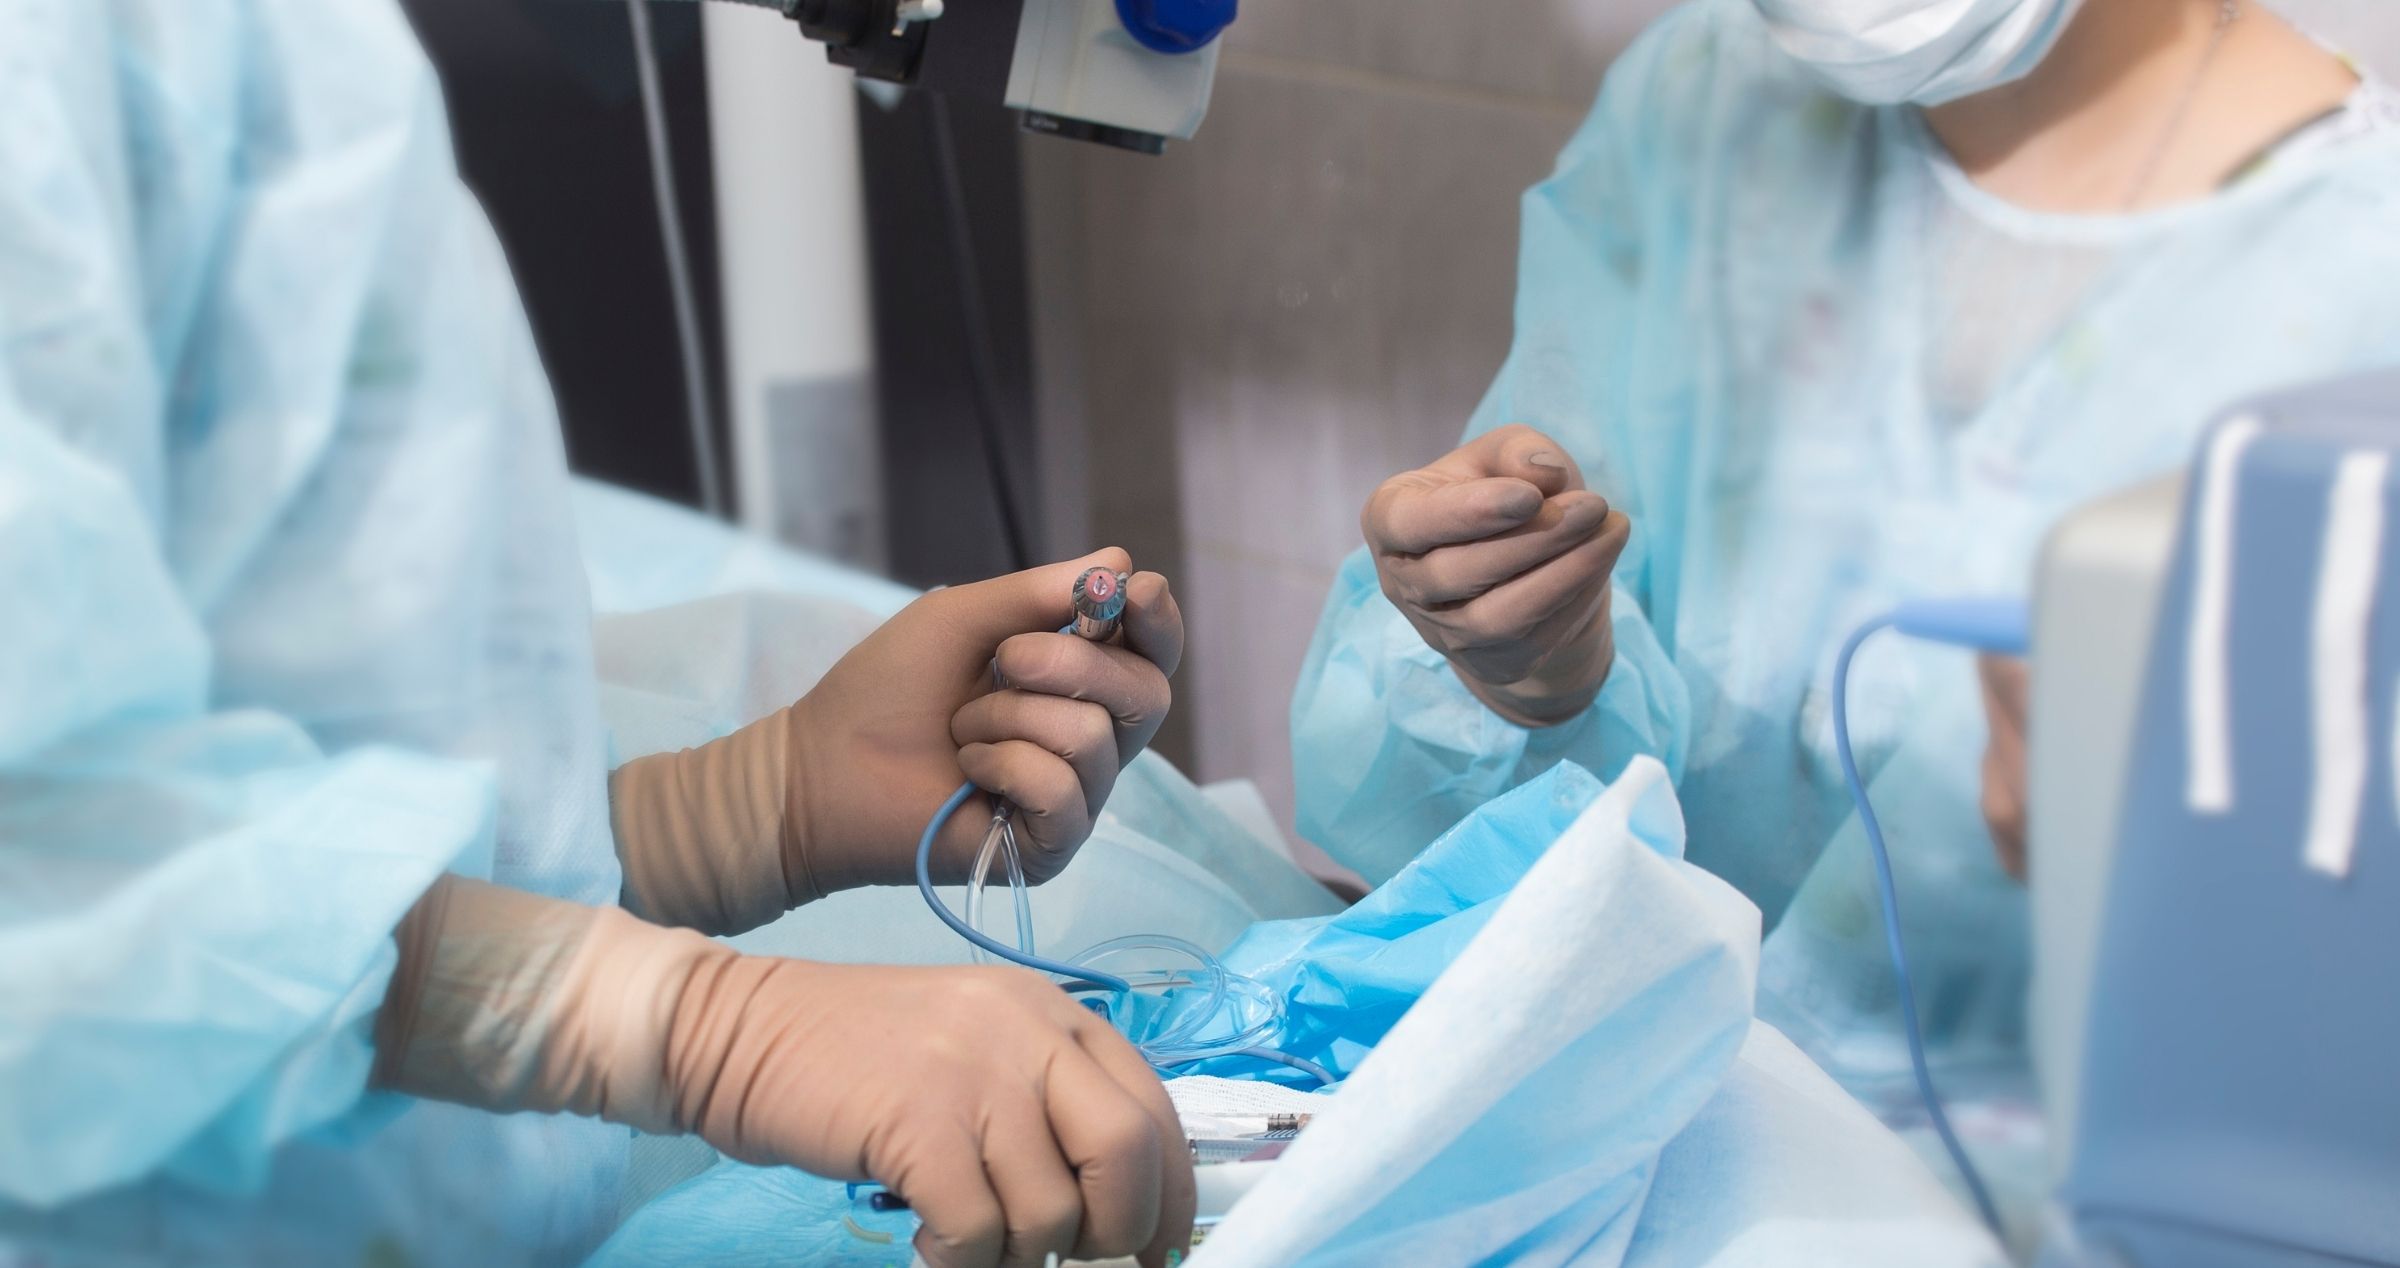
{"left": 672, "top": 0, "right": 1233, "bottom": 152}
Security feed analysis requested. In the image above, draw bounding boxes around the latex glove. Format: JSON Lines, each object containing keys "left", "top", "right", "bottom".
{"left": 1977, "top": 653, "right": 2030, "bottom": 881}
{"left": 376, "top": 878, "right": 1195, "bottom": 1268}
{"left": 610, "top": 548, "right": 1183, "bottom": 935}
{"left": 794, "top": 546, "right": 1183, "bottom": 891}
{"left": 1362, "top": 424, "right": 1630, "bottom": 727}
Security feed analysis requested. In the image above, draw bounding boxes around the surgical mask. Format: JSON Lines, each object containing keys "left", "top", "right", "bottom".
{"left": 1750, "top": 0, "right": 2086, "bottom": 105}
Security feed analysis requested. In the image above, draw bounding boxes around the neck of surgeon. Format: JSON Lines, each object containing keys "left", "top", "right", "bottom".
{"left": 1925, "top": 0, "right": 2360, "bottom": 213}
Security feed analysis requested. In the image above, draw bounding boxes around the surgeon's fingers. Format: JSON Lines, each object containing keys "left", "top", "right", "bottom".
{"left": 1549, "top": 575, "right": 1615, "bottom": 643}
{"left": 1430, "top": 424, "right": 1585, "bottom": 497}
{"left": 1433, "top": 511, "right": 1628, "bottom": 652}
{"left": 904, "top": 1136, "right": 1010, "bottom": 1268}
{"left": 958, "top": 739, "right": 1093, "bottom": 880}
{"left": 1366, "top": 474, "right": 1547, "bottom": 556}
{"left": 993, "top": 632, "right": 1173, "bottom": 760}
{"left": 953, "top": 690, "right": 1120, "bottom": 817}
{"left": 1120, "top": 571, "right": 1185, "bottom": 678}
{"left": 946, "top": 548, "right": 1136, "bottom": 649}
{"left": 1443, "top": 578, "right": 1610, "bottom": 689}
{"left": 1059, "top": 1015, "right": 1194, "bottom": 1266}
{"left": 980, "top": 1095, "right": 1086, "bottom": 1268}
{"left": 1033, "top": 1044, "right": 1163, "bottom": 1262}
{"left": 1390, "top": 491, "right": 1612, "bottom": 606}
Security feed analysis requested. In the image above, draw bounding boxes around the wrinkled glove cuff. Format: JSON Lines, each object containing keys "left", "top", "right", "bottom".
{"left": 611, "top": 706, "right": 806, "bottom": 936}
{"left": 374, "top": 878, "right": 731, "bottom": 1137}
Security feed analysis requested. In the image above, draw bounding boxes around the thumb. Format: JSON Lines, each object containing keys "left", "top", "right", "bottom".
{"left": 941, "top": 548, "right": 1134, "bottom": 645}
{"left": 1441, "top": 424, "right": 1583, "bottom": 497}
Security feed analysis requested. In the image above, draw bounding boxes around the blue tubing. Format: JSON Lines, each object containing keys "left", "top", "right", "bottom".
{"left": 1887, "top": 597, "right": 2032, "bottom": 657}
{"left": 1833, "top": 616, "right": 2006, "bottom": 1237}
{"left": 915, "top": 782, "right": 1132, "bottom": 994}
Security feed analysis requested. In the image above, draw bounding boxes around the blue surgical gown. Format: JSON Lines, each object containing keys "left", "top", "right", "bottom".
{"left": 1, "top": 2, "right": 626, "bottom": 1262}
{"left": 1292, "top": 0, "right": 2400, "bottom": 1102}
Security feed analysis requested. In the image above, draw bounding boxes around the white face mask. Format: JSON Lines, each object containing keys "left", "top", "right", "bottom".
{"left": 1750, "top": 0, "right": 2086, "bottom": 105}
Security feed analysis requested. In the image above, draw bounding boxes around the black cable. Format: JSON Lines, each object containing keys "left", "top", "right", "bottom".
{"left": 924, "top": 93, "right": 1035, "bottom": 573}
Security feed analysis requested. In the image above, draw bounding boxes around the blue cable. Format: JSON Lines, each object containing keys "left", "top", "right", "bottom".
{"left": 1832, "top": 602, "right": 2024, "bottom": 1238}
{"left": 916, "top": 785, "right": 1336, "bottom": 1088}
{"left": 1159, "top": 1046, "right": 1337, "bottom": 1088}
{"left": 1886, "top": 596, "right": 2033, "bottom": 658}
{"left": 1213, "top": 1047, "right": 1338, "bottom": 1088}
{"left": 912, "top": 612, "right": 1322, "bottom": 1080}
{"left": 915, "top": 782, "right": 1133, "bottom": 994}
{"left": 909, "top": 603, "right": 1337, "bottom": 1099}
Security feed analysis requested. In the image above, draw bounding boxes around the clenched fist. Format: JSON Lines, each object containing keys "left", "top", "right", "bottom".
{"left": 1363, "top": 424, "right": 1629, "bottom": 726}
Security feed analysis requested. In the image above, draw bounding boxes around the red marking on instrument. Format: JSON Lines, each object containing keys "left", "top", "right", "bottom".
{"left": 1085, "top": 570, "right": 1117, "bottom": 600}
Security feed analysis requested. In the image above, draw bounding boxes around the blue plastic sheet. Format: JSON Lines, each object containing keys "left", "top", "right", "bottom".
{"left": 592, "top": 758, "right": 1999, "bottom": 1268}
{"left": 1201, "top": 760, "right": 1673, "bottom": 1082}
{"left": 1191, "top": 759, "right": 1759, "bottom": 1265}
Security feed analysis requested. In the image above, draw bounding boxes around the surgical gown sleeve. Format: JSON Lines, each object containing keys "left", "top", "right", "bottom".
{"left": 1292, "top": 18, "right": 1700, "bottom": 885}
{"left": 0, "top": 12, "right": 502, "bottom": 1206}
{"left": 0, "top": 393, "right": 494, "bottom": 1207}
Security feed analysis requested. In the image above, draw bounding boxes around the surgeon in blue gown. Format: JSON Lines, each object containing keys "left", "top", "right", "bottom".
{"left": 0, "top": 4, "right": 1200, "bottom": 1266}
{"left": 1294, "top": 0, "right": 2400, "bottom": 1124}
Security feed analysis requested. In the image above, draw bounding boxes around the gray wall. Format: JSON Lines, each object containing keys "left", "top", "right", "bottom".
{"left": 1024, "top": 1, "right": 1665, "bottom": 840}
{"left": 1022, "top": 0, "right": 2400, "bottom": 845}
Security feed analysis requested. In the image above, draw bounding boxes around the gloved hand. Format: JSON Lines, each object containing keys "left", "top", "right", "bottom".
{"left": 1977, "top": 653, "right": 2030, "bottom": 881}
{"left": 664, "top": 955, "right": 1194, "bottom": 1268}
{"left": 792, "top": 546, "right": 1183, "bottom": 894}
{"left": 610, "top": 548, "right": 1183, "bottom": 935}
{"left": 377, "top": 878, "right": 1195, "bottom": 1268}
{"left": 1362, "top": 424, "right": 1629, "bottom": 727}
